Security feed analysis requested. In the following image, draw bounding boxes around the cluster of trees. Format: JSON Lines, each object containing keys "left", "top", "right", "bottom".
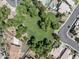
{"left": 0, "top": 5, "right": 10, "bottom": 21}
{"left": 38, "top": 12, "right": 59, "bottom": 31}
{"left": 7, "top": 15, "right": 27, "bottom": 38}
{"left": 0, "top": 5, "right": 10, "bottom": 29}
{"left": 28, "top": 33, "right": 61, "bottom": 56}
{"left": 0, "top": 5, "right": 10, "bottom": 37}
{"left": 28, "top": 36, "right": 52, "bottom": 56}
{"left": 16, "top": 0, "right": 39, "bottom": 17}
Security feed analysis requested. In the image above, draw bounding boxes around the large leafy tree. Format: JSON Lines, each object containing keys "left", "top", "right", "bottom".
{"left": 0, "top": 5, "right": 10, "bottom": 21}
{"left": 27, "top": 36, "right": 53, "bottom": 56}
{"left": 16, "top": 0, "right": 39, "bottom": 17}
{"left": 38, "top": 12, "right": 60, "bottom": 31}
{"left": 0, "top": 5, "right": 10, "bottom": 29}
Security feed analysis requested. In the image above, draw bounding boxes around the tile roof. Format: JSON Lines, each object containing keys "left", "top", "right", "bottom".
{"left": 9, "top": 43, "right": 21, "bottom": 59}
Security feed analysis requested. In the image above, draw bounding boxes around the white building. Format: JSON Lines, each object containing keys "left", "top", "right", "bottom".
{"left": 48, "top": 0, "right": 59, "bottom": 10}
{"left": 61, "top": 49, "right": 71, "bottom": 59}
{"left": 49, "top": 44, "right": 65, "bottom": 59}
{"left": 68, "top": 54, "right": 73, "bottom": 59}
{"left": 66, "top": 0, "right": 75, "bottom": 7}
{"left": 38, "top": 0, "right": 60, "bottom": 11}
{"left": 11, "top": 37, "right": 22, "bottom": 46}
{"left": 58, "top": 2, "right": 70, "bottom": 13}
{"left": 38, "top": 0, "right": 51, "bottom": 7}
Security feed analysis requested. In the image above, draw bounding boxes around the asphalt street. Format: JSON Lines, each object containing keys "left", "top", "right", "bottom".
{"left": 59, "top": 4, "right": 79, "bottom": 53}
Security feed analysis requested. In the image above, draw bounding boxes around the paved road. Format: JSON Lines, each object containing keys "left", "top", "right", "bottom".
{"left": 59, "top": 4, "right": 79, "bottom": 53}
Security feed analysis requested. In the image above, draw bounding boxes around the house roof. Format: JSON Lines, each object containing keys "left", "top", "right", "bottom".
{"left": 9, "top": 37, "right": 22, "bottom": 59}
{"left": 11, "top": 37, "right": 21, "bottom": 46}
{"left": 49, "top": 45, "right": 65, "bottom": 58}
{"left": 61, "top": 49, "right": 71, "bottom": 59}
{"left": 6, "top": 0, "right": 21, "bottom": 7}
{"left": 66, "top": 0, "right": 75, "bottom": 6}
{"left": 39, "top": 0, "right": 51, "bottom": 7}
{"left": 48, "top": 0, "right": 58, "bottom": 10}
{"left": 68, "top": 55, "right": 73, "bottom": 59}
{"left": 58, "top": 2, "right": 70, "bottom": 13}
{"left": 39, "top": 0, "right": 59, "bottom": 10}
{"left": 9, "top": 44, "right": 21, "bottom": 59}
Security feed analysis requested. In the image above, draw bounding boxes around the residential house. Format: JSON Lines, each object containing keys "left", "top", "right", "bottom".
{"left": 68, "top": 54, "right": 73, "bottom": 59}
{"left": 61, "top": 49, "right": 71, "bottom": 59}
{"left": 58, "top": 2, "right": 71, "bottom": 13}
{"left": 49, "top": 44, "right": 66, "bottom": 59}
{"left": 38, "top": 0, "right": 51, "bottom": 7}
{"left": 48, "top": 0, "right": 60, "bottom": 11}
{"left": 66, "top": 0, "right": 75, "bottom": 7}
{"left": 38, "top": 0, "right": 61, "bottom": 11}
{"left": 6, "top": 0, "right": 21, "bottom": 7}
{"left": 9, "top": 37, "right": 22, "bottom": 59}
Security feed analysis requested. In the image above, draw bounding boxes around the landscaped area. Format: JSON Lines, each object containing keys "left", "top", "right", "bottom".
{"left": 0, "top": 0, "right": 61, "bottom": 57}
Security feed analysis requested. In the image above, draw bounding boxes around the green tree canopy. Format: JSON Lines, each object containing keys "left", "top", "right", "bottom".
{"left": 0, "top": 5, "right": 10, "bottom": 21}
{"left": 5, "top": 0, "right": 60, "bottom": 57}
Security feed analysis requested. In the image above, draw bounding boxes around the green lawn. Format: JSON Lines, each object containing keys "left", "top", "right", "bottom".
{"left": 22, "top": 15, "right": 53, "bottom": 41}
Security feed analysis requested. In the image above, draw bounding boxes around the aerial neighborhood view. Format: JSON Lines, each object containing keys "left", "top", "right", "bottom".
{"left": 1, "top": 0, "right": 79, "bottom": 59}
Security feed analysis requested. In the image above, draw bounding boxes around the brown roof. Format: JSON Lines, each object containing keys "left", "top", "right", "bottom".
{"left": 9, "top": 44, "right": 21, "bottom": 59}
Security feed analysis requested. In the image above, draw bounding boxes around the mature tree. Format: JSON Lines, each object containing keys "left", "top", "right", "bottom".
{"left": 52, "top": 33, "right": 61, "bottom": 48}
{"left": 17, "top": 0, "right": 39, "bottom": 17}
{"left": 16, "top": 24, "right": 27, "bottom": 38}
{"left": 0, "top": 5, "right": 10, "bottom": 29}
{"left": 28, "top": 36, "right": 52, "bottom": 56}
{"left": 0, "top": 5, "right": 10, "bottom": 21}
{"left": 38, "top": 12, "right": 60, "bottom": 30}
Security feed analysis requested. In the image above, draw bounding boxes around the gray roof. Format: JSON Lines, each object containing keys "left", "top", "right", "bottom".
{"left": 6, "top": 0, "right": 21, "bottom": 7}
